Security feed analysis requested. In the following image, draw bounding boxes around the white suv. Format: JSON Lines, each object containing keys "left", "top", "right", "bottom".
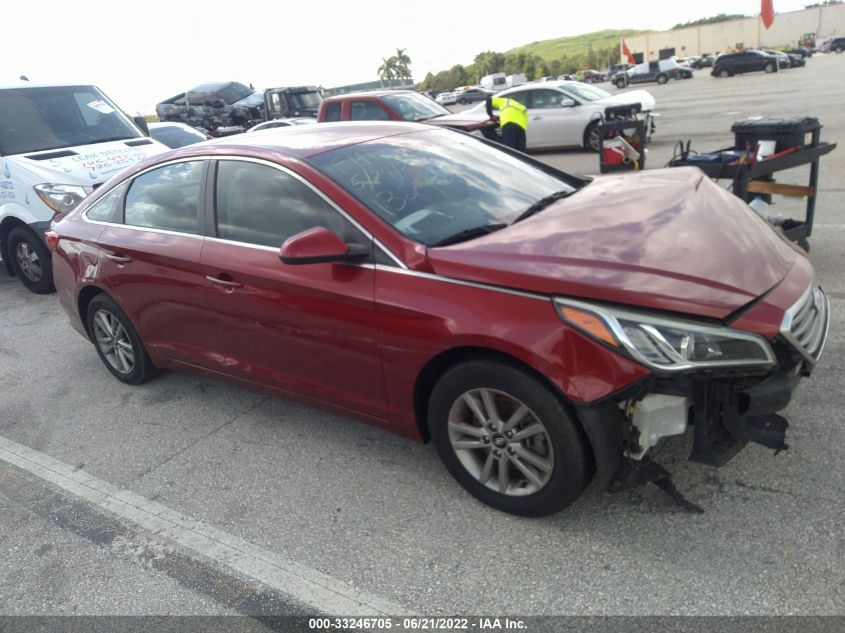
{"left": 0, "top": 82, "right": 167, "bottom": 292}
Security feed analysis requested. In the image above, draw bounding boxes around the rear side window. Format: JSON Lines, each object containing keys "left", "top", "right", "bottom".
{"left": 349, "top": 101, "right": 390, "bottom": 121}
{"left": 85, "top": 182, "right": 128, "bottom": 223}
{"left": 323, "top": 102, "right": 342, "bottom": 122}
{"left": 124, "top": 161, "right": 203, "bottom": 234}
{"left": 214, "top": 160, "right": 365, "bottom": 248}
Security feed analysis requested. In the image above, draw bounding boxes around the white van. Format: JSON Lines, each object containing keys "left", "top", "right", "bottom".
{"left": 0, "top": 83, "right": 168, "bottom": 293}
{"left": 480, "top": 73, "right": 507, "bottom": 92}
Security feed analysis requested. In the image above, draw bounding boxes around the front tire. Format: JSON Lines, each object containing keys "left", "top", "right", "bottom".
{"left": 656, "top": 73, "right": 668, "bottom": 85}
{"left": 584, "top": 121, "right": 601, "bottom": 152}
{"left": 719, "top": 69, "right": 732, "bottom": 78}
{"left": 8, "top": 226, "right": 54, "bottom": 294}
{"left": 86, "top": 295, "right": 157, "bottom": 385}
{"left": 428, "top": 360, "right": 591, "bottom": 517}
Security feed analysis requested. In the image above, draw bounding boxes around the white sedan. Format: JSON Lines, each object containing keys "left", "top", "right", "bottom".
{"left": 435, "top": 92, "right": 457, "bottom": 106}
{"left": 436, "top": 80, "right": 656, "bottom": 151}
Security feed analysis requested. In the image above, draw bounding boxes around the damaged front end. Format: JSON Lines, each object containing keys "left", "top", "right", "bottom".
{"left": 562, "top": 281, "right": 830, "bottom": 510}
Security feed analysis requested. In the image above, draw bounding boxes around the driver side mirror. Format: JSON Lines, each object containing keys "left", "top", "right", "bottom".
{"left": 279, "top": 226, "right": 369, "bottom": 265}
{"left": 559, "top": 98, "right": 576, "bottom": 107}
{"left": 133, "top": 115, "right": 150, "bottom": 136}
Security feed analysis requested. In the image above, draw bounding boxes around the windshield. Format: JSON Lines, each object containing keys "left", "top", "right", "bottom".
{"left": 290, "top": 92, "right": 322, "bottom": 108}
{"left": 0, "top": 86, "right": 141, "bottom": 156}
{"left": 217, "top": 83, "right": 253, "bottom": 104}
{"left": 559, "top": 83, "right": 611, "bottom": 102}
{"left": 309, "top": 129, "right": 574, "bottom": 246}
{"left": 380, "top": 93, "right": 449, "bottom": 122}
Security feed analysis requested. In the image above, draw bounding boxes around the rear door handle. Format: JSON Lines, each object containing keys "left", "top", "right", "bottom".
{"left": 206, "top": 275, "right": 243, "bottom": 289}
{"left": 105, "top": 253, "right": 132, "bottom": 264}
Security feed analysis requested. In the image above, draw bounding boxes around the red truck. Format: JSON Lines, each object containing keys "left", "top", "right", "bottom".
{"left": 317, "top": 90, "right": 498, "bottom": 139}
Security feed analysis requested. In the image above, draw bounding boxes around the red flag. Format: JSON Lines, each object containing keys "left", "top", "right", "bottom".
{"left": 621, "top": 39, "right": 635, "bottom": 64}
{"left": 761, "top": 0, "right": 774, "bottom": 29}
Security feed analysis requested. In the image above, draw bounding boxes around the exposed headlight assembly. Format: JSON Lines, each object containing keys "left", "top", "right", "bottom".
{"left": 555, "top": 297, "right": 775, "bottom": 371}
{"left": 33, "top": 184, "right": 89, "bottom": 214}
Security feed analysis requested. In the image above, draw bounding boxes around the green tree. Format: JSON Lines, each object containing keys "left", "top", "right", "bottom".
{"left": 393, "top": 48, "right": 413, "bottom": 86}
{"left": 378, "top": 57, "right": 397, "bottom": 88}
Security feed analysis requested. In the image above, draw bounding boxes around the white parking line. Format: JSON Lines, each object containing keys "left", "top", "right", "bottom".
{"left": 0, "top": 435, "right": 411, "bottom": 616}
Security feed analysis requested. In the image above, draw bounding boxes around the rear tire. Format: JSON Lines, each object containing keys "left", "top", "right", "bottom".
{"left": 8, "top": 226, "right": 54, "bottom": 294}
{"left": 764, "top": 62, "right": 776, "bottom": 73}
{"left": 656, "top": 73, "right": 668, "bottom": 85}
{"left": 86, "top": 295, "right": 157, "bottom": 385}
{"left": 428, "top": 360, "right": 591, "bottom": 517}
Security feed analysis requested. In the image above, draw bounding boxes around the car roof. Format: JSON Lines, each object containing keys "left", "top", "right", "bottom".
{"left": 183, "top": 121, "right": 434, "bottom": 160}
{"left": 324, "top": 90, "right": 415, "bottom": 101}
{"left": 0, "top": 82, "right": 97, "bottom": 90}
{"left": 498, "top": 80, "right": 578, "bottom": 94}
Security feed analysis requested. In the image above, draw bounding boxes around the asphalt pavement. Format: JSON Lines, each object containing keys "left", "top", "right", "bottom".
{"left": 1, "top": 55, "right": 843, "bottom": 619}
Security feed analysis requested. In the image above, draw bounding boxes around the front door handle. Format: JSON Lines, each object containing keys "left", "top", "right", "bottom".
{"left": 206, "top": 275, "right": 243, "bottom": 289}
{"left": 105, "top": 253, "right": 132, "bottom": 264}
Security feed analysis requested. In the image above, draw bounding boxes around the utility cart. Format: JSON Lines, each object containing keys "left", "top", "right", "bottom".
{"left": 598, "top": 103, "right": 648, "bottom": 173}
{"left": 669, "top": 117, "right": 837, "bottom": 251}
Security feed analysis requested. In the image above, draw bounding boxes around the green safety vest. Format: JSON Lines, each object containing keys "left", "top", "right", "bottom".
{"left": 491, "top": 96, "right": 528, "bottom": 131}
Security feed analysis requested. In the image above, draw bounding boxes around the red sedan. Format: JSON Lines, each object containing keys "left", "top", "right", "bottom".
{"left": 49, "top": 123, "right": 828, "bottom": 516}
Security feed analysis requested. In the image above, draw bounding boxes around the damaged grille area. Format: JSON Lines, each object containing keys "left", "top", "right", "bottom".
{"left": 782, "top": 284, "right": 829, "bottom": 362}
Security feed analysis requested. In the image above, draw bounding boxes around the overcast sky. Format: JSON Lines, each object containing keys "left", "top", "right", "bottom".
{"left": 6, "top": 0, "right": 810, "bottom": 113}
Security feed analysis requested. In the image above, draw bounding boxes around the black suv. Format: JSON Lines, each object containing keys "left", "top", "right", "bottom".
{"left": 830, "top": 37, "right": 845, "bottom": 53}
{"left": 711, "top": 50, "right": 778, "bottom": 77}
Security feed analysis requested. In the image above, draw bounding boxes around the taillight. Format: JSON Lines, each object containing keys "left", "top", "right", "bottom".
{"left": 45, "top": 230, "right": 60, "bottom": 251}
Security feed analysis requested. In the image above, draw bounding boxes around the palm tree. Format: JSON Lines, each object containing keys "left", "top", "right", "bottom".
{"left": 393, "top": 48, "right": 412, "bottom": 86}
{"left": 378, "top": 56, "right": 397, "bottom": 88}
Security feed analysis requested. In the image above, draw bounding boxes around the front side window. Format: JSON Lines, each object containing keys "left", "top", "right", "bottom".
{"left": 124, "top": 161, "right": 203, "bottom": 234}
{"left": 309, "top": 129, "right": 574, "bottom": 247}
{"left": 559, "top": 83, "right": 611, "bottom": 102}
{"left": 530, "top": 90, "right": 566, "bottom": 109}
{"left": 86, "top": 182, "right": 128, "bottom": 223}
{"left": 215, "top": 161, "right": 364, "bottom": 248}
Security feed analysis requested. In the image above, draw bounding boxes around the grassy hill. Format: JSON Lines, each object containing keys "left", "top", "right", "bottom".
{"left": 505, "top": 29, "right": 648, "bottom": 62}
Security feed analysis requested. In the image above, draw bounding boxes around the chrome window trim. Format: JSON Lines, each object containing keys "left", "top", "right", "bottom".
{"left": 780, "top": 283, "right": 829, "bottom": 364}
{"left": 81, "top": 154, "right": 408, "bottom": 269}
{"left": 81, "top": 156, "right": 206, "bottom": 238}
{"left": 373, "top": 264, "right": 548, "bottom": 302}
{"left": 212, "top": 155, "right": 407, "bottom": 269}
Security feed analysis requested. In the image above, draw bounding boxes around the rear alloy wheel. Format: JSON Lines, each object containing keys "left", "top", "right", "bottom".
{"left": 8, "top": 226, "right": 54, "bottom": 294}
{"left": 428, "top": 360, "right": 591, "bottom": 516}
{"left": 764, "top": 62, "right": 776, "bottom": 73}
{"left": 719, "top": 69, "right": 731, "bottom": 78}
{"left": 656, "top": 73, "right": 669, "bottom": 85}
{"left": 615, "top": 79, "right": 626, "bottom": 89}
{"left": 87, "top": 295, "right": 157, "bottom": 385}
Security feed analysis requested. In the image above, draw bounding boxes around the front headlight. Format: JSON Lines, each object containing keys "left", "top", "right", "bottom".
{"left": 555, "top": 297, "right": 775, "bottom": 371}
{"left": 33, "top": 184, "right": 89, "bottom": 214}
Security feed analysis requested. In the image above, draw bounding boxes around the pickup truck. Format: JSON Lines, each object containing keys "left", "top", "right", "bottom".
{"left": 156, "top": 82, "right": 322, "bottom": 135}
{"left": 317, "top": 90, "right": 497, "bottom": 139}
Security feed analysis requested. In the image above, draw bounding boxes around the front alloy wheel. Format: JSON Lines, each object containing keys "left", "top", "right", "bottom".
{"left": 429, "top": 360, "right": 591, "bottom": 516}
{"left": 8, "top": 226, "right": 54, "bottom": 294}
{"left": 447, "top": 388, "right": 554, "bottom": 496}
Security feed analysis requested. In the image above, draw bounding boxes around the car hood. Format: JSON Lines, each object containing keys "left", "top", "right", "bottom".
{"left": 11, "top": 139, "right": 168, "bottom": 186}
{"left": 591, "top": 89, "right": 656, "bottom": 111}
{"left": 426, "top": 168, "right": 797, "bottom": 320}
{"left": 426, "top": 113, "right": 495, "bottom": 130}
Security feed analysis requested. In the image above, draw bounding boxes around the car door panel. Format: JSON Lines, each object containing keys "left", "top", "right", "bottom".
{"left": 199, "top": 159, "right": 387, "bottom": 418}
{"left": 95, "top": 160, "right": 213, "bottom": 368}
